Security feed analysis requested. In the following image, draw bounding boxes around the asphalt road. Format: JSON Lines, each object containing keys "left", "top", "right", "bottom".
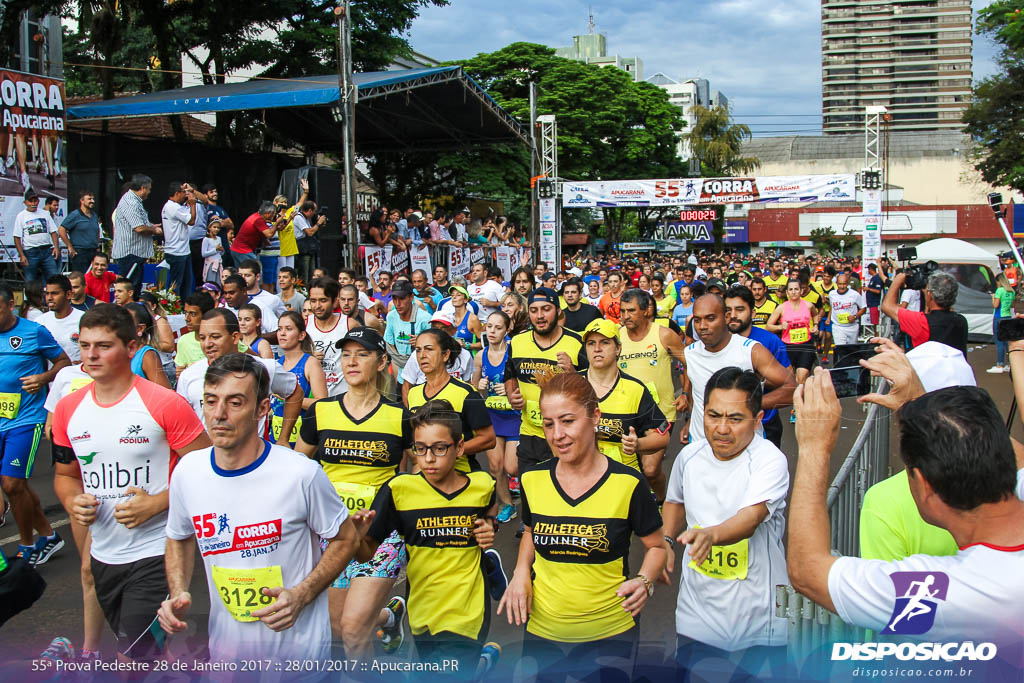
{"left": 0, "top": 341, "right": 1015, "bottom": 681}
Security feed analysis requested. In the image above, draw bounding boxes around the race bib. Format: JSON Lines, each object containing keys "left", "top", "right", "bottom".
{"left": 0, "top": 393, "right": 21, "bottom": 420}
{"left": 270, "top": 414, "right": 302, "bottom": 444}
{"left": 332, "top": 481, "right": 376, "bottom": 513}
{"left": 211, "top": 564, "right": 282, "bottom": 622}
{"left": 837, "top": 313, "right": 852, "bottom": 325}
{"left": 789, "top": 327, "right": 809, "bottom": 344}
{"left": 644, "top": 382, "right": 660, "bottom": 406}
{"left": 69, "top": 378, "right": 93, "bottom": 392}
{"left": 688, "top": 528, "right": 749, "bottom": 580}
{"left": 485, "top": 395, "right": 513, "bottom": 411}
{"left": 525, "top": 399, "right": 543, "bottom": 427}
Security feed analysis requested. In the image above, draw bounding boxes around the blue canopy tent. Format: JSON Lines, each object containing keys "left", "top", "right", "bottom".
{"left": 67, "top": 66, "right": 529, "bottom": 152}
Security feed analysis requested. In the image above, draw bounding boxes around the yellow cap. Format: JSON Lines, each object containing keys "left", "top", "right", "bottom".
{"left": 583, "top": 318, "right": 620, "bottom": 340}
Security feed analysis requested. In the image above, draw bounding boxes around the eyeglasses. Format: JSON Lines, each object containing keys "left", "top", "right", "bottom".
{"left": 411, "top": 442, "right": 455, "bottom": 457}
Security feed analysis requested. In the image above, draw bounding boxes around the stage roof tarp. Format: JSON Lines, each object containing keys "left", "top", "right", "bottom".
{"left": 66, "top": 67, "right": 528, "bottom": 153}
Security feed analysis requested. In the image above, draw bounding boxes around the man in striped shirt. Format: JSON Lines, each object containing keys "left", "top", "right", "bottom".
{"left": 111, "top": 174, "right": 162, "bottom": 299}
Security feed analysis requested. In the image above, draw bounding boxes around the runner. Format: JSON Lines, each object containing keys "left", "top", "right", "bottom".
{"left": 177, "top": 309, "right": 302, "bottom": 443}
{"left": 664, "top": 368, "right": 789, "bottom": 680}
{"left": 306, "top": 278, "right": 355, "bottom": 396}
{"left": 813, "top": 266, "right": 838, "bottom": 361}
{"left": 159, "top": 352, "right": 372, "bottom": 667}
{"left": 356, "top": 399, "right": 502, "bottom": 678}
{"left": 503, "top": 288, "right": 587, "bottom": 477}
{"left": 766, "top": 279, "right": 820, "bottom": 422}
{"left": 0, "top": 283, "right": 70, "bottom": 566}
{"left": 124, "top": 303, "right": 172, "bottom": 388}
{"left": 762, "top": 259, "right": 788, "bottom": 304}
{"left": 51, "top": 303, "right": 210, "bottom": 661}
{"left": 598, "top": 272, "right": 625, "bottom": 324}
{"left": 749, "top": 277, "right": 778, "bottom": 329}
{"left": 238, "top": 303, "right": 274, "bottom": 358}
{"left": 272, "top": 311, "right": 328, "bottom": 446}
{"left": 237, "top": 259, "right": 286, "bottom": 333}
{"left": 38, "top": 274, "right": 84, "bottom": 363}
{"left": 498, "top": 371, "right": 664, "bottom": 681}
{"left": 618, "top": 289, "right": 687, "bottom": 500}
{"left": 407, "top": 328, "right": 495, "bottom": 475}
{"left": 828, "top": 273, "right": 867, "bottom": 346}
{"left": 582, "top": 318, "right": 668, "bottom": 472}
{"left": 384, "top": 280, "right": 431, "bottom": 394}
{"left": 294, "top": 327, "right": 412, "bottom": 660}
{"left": 447, "top": 285, "right": 483, "bottom": 351}
{"left": 473, "top": 311, "right": 520, "bottom": 524}
{"left": 560, "top": 277, "right": 602, "bottom": 333}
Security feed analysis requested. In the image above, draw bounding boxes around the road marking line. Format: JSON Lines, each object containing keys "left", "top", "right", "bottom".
{"left": 0, "top": 516, "right": 70, "bottom": 546}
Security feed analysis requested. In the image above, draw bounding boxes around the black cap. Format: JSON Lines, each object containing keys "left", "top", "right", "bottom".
{"left": 705, "top": 278, "right": 726, "bottom": 292}
{"left": 24, "top": 189, "right": 38, "bottom": 201}
{"left": 391, "top": 280, "right": 413, "bottom": 298}
{"left": 336, "top": 326, "right": 386, "bottom": 353}
{"left": 529, "top": 287, "right": 560, "bottom": 307}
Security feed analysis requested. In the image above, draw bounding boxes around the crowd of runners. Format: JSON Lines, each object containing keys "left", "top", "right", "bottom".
{"left": 0, "top": 179, "right": 1022, "bottom": 682}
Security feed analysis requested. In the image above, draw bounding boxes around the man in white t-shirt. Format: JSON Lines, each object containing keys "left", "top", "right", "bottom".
{"left": 306, "top": 278, "right": 355, "bottom": 396}
{"left": 900, "top": 286, "right": 922, "bottom": 312}
{"left": 159, "top": 352, "right": 371, "bottom": 665}
{"left": 665, "top": 367, "right": 789, "bottom": 679}
{"left": 177, "top": 308, "right": 301, "bottom": 444}
{"left": 52, "top": 303, "right": 210, "bottom": 661}
{"left": 827, "top": 273, "right": 867, "bottom": 346}
{"left": 790, "top": 362, "right": 1024, "bottom": 676}
{"left": 237, "top": 259, "right": 285, "bottom": 333}
{"left": 38, "top": 274, "right": 85, "bottom": 362}
{"left": 161, "top": 181, "right": 197, "bottom": 297}
{"left": 468, "top": 263, "right": 504, "bottom": 320}
{"left": 13, "top": 190, "right": 60, "bottom": 283}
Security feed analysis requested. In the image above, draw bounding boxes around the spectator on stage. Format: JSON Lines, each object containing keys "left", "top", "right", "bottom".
{"left": 161, "top": 181, "right": 198, "bottom": 297}
{"left": 111, "top": 174, "right": 162, "bottom": 297}
{"left": 228, "top": 200, "right": 277, "bottom": 264}
{"left": 202, "top": 184, "right": 234, "bottom": 268}
{"left": 60, "top": 190, "right": 103, "bottom": 275}
{"left": 292, "top": 200, "right": 324, "bottom": 284}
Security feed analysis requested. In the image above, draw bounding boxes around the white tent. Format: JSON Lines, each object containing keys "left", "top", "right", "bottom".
{"left": 914, "top": 238, "right": 1000, "bottom": 271}
{"left": 912, "top": 238, "right": 999, "bottom": 340}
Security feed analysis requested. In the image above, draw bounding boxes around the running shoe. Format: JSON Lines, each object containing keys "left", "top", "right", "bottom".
{"left": 15, "top": 544, "right": 39, "bottom": 567}
{"left": 79, "top": 650, "right": 101, "bottom": 663}
{"left": 39, "top": 636, "right": 74, "bottom": 662}
{"left": 21, "top": 171, "right": 31, "bottom": 192}
{"left": 483, "top": 549, "right": 508, "bottom": 601}
{"left": 34, "top": 532, "right": 65, "bottom": 566}
{"left": 480, "top": 642, "right": 501, "bottom": 675}
{"left": 0, "top": 498, "right": 9, "bottom": 526}
{"left": 496, "top": 503, "right": 517, "bottom": 524}
{"left": 986, "top": 365, "right": 1006, "bottom": 374}
{"left": 376, "top": 596, "right": 406, "bottom": 654}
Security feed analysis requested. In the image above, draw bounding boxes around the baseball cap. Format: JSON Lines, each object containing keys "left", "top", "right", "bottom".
{"left": 583, "top": 318, "right": 620, "bottom": 340}
{"left": 391, "top": 280, "right": 413, "bottom": 298}
{"left": 337, "top": 326, "right": 386, "bottom": 353}
{"left": 430, "top": 310, "right": 455, "bottom": 327}
{"left": 906, "top": 342, "right": 976, "bottom": 393}
{"left": 528, "top": 287, "right": 560, "bottom": 307}
{"left": 24, "top": 189, "right": 38, "bottom": 201}
{"left": 705, "top": 278, "right": 726, "bottom": 292}
{"left": 409, "top": 211, "right": 423, "bottom": 222}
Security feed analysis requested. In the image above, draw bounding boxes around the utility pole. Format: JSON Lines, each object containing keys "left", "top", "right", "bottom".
{"left": 335, "top": 1, "right": 358, "bottom": 272}
{"left": 529, "top": 81, "right": 538, "bottom": 266}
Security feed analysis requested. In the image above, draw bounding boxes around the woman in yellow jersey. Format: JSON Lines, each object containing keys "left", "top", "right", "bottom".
{"left": 295, "top": 326, "right": 412, "bottom": 660}
{"left": 651, "top": 273, "right": 676, "bottom": 320}
{"left": 408, "top": 329, "right": 495, "bottom": 473}
{"left": 270, "top": 311, "right": 326, "bottom": 446}
{"left": 498, "top": 371, "right": 665, "bottom": 681}
{"left": 582, "top": 319, "right": 669, "bottom": 471}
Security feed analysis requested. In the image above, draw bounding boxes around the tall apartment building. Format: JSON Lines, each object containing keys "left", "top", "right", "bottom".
{"left": 821, "top": 0, "right": 972, "bottom": 134}
{"left": 555, "top": 32, "right": 644, "bottom": 82}
{"left": 646, "top": 74, "right": 729, "bottom": 171}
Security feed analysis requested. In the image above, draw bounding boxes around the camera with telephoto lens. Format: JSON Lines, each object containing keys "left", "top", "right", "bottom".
{"left": 904, "top": 259, "right": 939, "bottom": 291}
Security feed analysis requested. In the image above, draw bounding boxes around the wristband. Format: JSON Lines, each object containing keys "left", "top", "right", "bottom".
{"left": 663, "top": 535, "right": 676, "bottom": 547}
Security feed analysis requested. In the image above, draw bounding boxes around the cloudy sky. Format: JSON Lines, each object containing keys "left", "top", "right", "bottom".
{"left": 408, "top": 0, "right": 1000, "bottom": 137}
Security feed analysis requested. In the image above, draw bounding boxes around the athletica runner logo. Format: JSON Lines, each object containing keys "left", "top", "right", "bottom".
{"left": 883, "top": 571, "right": 948, "bottom": 635}
{"left": 532, "top": 521, "right": 610, "bottom": 556}
{"left": 8, "top": 336, "right": 22, "bottom": 350}
{"left": 119, "top": 425, "right": 150, "bottom": 444}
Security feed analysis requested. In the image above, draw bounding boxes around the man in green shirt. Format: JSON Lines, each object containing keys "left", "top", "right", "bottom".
{"left": 859, "top": 471, "right": 958, "bottom": 561}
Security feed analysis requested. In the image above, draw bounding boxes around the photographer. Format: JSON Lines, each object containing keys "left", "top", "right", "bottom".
{"left": 293, "top": 200, "right": 325, "bottom": 285}
{"left": 880, "top": 269, "right": 967, "bottom": 356}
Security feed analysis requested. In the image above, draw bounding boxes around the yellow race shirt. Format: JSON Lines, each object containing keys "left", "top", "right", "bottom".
{"left": 762, "top": 275, "right": 789, "bottom": 304}
{"left": 503, "top": 328, "right": 587, "bottom": 438}
{"left": 752, "top": 299, "right": 778, "bottom": 329}
{"left": 813, "top": 280, "right": 836, "bottom": 316}
{"left": 299, "top": 395, "right": 411, "bottom": 496}
{"left": 407, "top": 378, "right": 491, "bottom": 473}
{"left": 618, "top": 324, "right": 676, "bottom": 422}
{"left": 367, "top": 471, "right": 496, "bottom": 640}
{"left": 583, "top": 370, "right": 667, "bottom": 471}
{"left": 522, "top": 458, "right": 662, "bottom": 642}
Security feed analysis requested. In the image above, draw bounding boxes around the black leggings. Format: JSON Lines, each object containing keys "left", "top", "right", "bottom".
{"left": 521, "top": 626, "right": 638, "bottom": 683}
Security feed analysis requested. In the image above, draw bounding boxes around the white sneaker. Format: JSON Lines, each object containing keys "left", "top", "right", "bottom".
{"left": 1005, "top": 365, "right": 1012, "bottom": 373}
{"left": 986, "top": 365, "right": 1005, "bottom": 374}
{"left": 5, "top": 155, "right": 14, "bottom": 169}
{"left": 20, "top": 171, "right": 30, "bottom": 192}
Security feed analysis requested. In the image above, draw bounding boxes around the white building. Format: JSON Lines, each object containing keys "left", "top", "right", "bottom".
{"left": 645, "top": 74, "right": 728, "bottom": 173}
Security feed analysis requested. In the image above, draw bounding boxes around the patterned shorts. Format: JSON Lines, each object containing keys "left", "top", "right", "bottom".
{"left": 332, "top": 529, "right": 407, "bottom": 589}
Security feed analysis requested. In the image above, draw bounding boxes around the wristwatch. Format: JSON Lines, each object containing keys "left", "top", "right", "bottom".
{"left": 634, "top": 573, "right": 654, "bottom": 597}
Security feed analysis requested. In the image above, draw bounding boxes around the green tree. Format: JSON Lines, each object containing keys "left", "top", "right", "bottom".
{"left": 684, "top": 104, "right": 760, "bottom": 251}
{"left": 810, "top": 227, "right": 844, "bottom": 256}
{"left": 964, "top": 1, "right": 1024, "bottom": 193}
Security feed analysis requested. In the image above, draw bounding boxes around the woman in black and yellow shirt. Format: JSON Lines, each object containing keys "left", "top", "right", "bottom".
{"left": 581, "top": 318, "right": 668, "bottom": 472}
{"left": 296, "top": 326, "right": 412, "bottom": 661}
{"left": 498, "top": 371, "right": 665, "bottom": 681}
{"left": 407, "top": 329, "right": 495, "bottom": 472}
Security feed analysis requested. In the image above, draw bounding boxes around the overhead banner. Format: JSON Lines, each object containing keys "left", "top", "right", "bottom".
{"left": 561, "top": 175, "right": 855, "bottom": 208}
{"left": 0, "top": 69, "right": 68, "bottom": 263}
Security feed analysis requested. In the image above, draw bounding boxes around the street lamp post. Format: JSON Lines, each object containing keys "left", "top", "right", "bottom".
{"left": 335, "top": 1, "right": 358, "bottom": 273}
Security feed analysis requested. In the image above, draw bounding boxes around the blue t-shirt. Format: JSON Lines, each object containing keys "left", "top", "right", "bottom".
{"left": 61, "top": 209, "right": 101, "bottom": 249}
{"left": 672, "top": 302, "right": 693, "bottom": 328}
{"left": 865, "top": 275, "right": 884, "bottom": 307}
{"left": 673, "top": 279, "right": 692, "bottom": 299}
{"left": 746, "top": 325, "right": 791, "bottom": 425}
{"left": 384, "top": 307, "right": 431, "bottom": 361}
{"left": 0, "top": 317, "right": 64, "bottom": 431}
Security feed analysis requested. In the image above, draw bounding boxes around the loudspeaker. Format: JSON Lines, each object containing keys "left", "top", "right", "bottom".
{"left": 278, "top": 166, "right": 345, "bottom": 274}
